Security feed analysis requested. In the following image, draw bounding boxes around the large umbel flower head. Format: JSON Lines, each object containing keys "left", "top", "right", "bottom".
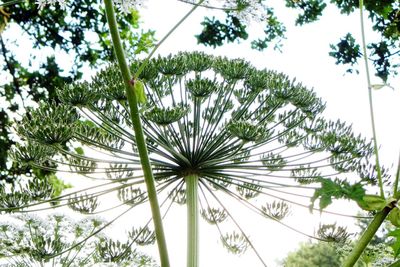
{"left": 12, "top": 52, "right": 376, "bottom": 258}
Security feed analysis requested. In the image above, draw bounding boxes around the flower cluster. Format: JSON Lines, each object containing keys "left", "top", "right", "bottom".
{"left": 181, "top": 0, "right": 269, "bottom": 23}
{"left": 35, "top": 0, "right": 145, "bottom": 13}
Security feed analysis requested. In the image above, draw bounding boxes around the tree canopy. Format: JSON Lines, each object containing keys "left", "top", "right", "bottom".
{"left": 282, "top": 241, "right": 342, "bottom": 267}
{"left": 195, "top": 0, "right": 399, "bottom": 82}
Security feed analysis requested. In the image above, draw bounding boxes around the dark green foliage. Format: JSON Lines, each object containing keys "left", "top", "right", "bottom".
{"left": 367, "top": 41, "right": 395, "bottom": 82}
{"left": 251, "top": 8, "right": 286, "bottom": 51}
{"left": 194, "top": 0, "right": 399, "bottom": 81}
{"left": 196, "top": 14, "right": 248, "bottom": 47}
{"left": 329, "top": 33, "right": 362, "bottom": 74}
{"left": 285, "top": 0, "right": 327, "bottom": 25}
{"left": 282, "top": 241, "right": 342, "bottom": 267}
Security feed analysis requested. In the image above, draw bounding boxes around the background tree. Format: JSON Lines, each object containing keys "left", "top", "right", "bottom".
{"left": 0, "top": 0, "right": 155, "bottom": 196}
{"left": 193, "top": 0, "right": 399, "bottom": 82}
{"left": 281, "top": 241, "right": 342, "bottom": 267}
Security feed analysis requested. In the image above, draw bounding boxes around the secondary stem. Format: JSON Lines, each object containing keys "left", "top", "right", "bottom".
{"left": 103, "top": 1, "right": 170, "bottom": 266}
{"left": 359, "top": 0, "right": 384, "bottom": 197}
{"left": 342, "top": 207, "right": 391, "bottom": 267}
{"left": 394, "top": 151, "right": 400, "bottom": 195}
{"left": 186, "top": 174, "right": 199, "bottom": 267}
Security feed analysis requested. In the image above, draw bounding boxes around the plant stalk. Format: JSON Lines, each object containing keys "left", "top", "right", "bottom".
{"left": 103, "top": 1, "right": 170, "bottom": 266}
{"left": 393, "top": 151, "right": 400, "bottom": 196}
{"left": 359, "top": 0, "right": 384, "bottom": 197}
{"left": 342, "top": 207, "right": 391, "bottom": 267}
{"left": 186, "top": 174, "right": 199, "bottom": 267}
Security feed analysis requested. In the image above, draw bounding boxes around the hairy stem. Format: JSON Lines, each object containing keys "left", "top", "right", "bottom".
{"left": 186, "top": 174, "right": 199, "bottom": 267}
{"left": 342, "top": 207, "right": 391, "bottom": 267}
{"left": 359, "top": 0, "right": 384, "bottom": 197}
{"left": 103, "top": 1, "right": 170, "bottom": 266}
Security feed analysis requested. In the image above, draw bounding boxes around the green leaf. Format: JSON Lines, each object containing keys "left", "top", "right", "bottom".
{"left": 388, "top": 229, "right": 400, "bottom": 258}
{"left": 310, "top": 178, "right": 365, "bottom": 211}
{"left": 370, "top": 84, "right": 395, "bottom": 90}
{"left": 388, "top": 208, "right": 400, "bottom": 227}
{"left": 134, "top": 80, "right": 146, "bottom": 104}
{"left": 356, "top": 194, "right": 386, "bottom": 211}
{"left": 47, "top": 174, "right": 72, "bottom": 205}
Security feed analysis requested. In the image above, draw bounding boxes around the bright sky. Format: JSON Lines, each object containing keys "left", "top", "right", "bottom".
{"left": 2, "top": 1, "right": 400, "bottom": 266}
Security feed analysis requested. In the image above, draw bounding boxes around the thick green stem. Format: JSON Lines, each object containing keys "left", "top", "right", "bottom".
{"left": 342, "top": 207, "right": 391, "bottom": 267}
{"left": 103, "top": 1, "right": 170, "bottom": 266}
{"left": 186, "top": 175, "right": 199, "bottom": 267}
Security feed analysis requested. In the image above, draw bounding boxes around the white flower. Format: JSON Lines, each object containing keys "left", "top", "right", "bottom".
{"left": 35, "top": 0, "right": 146, "bottom": 12}
{"left": 223, "top": 0, "right": 268, "bottom": 23}
{"left": 180, "top": 0, "right": 268, "bottom": 23}
{"left": 113, "top": 0, "right": 146, "bottom": 13}
{"left": 35, "top": 0, "right": 67, "bottom": 9}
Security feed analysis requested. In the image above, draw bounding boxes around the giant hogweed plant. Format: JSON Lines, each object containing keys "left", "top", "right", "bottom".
{"left": 10, "top": 51, "right": 379, "bottom": 265}
{"left": 2, "top": 0, "right": 397, "bottom": 266}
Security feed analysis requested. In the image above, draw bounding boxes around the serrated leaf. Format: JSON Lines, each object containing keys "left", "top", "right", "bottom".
{"left": 310, "top": 178, "right": 365, "bottom": 211}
